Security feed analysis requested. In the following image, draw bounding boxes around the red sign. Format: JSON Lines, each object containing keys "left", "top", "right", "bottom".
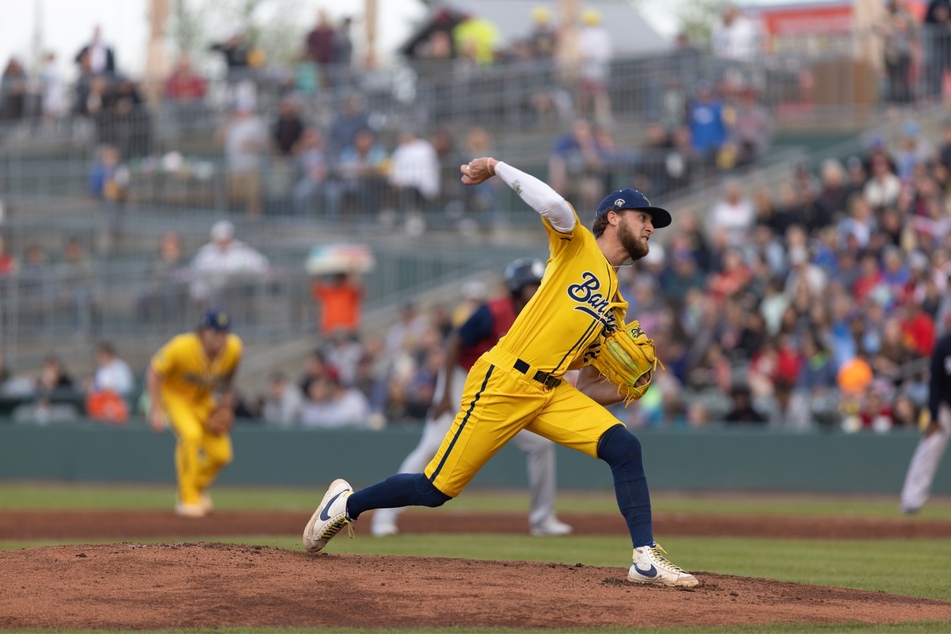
{"left": 759, "top": 4, "right": 853, "bottom": 36}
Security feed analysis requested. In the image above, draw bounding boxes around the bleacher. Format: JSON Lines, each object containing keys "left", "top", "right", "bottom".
{"left": 0, "top": 24, "right": 943, "bottom": 430}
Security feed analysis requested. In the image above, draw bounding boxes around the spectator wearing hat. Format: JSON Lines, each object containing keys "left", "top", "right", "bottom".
{"left": 576, "top": 9, "right": 613, "bottom": 122}
{"left": 189, "top": 220, "right": 270, "bottom": 305}
{"left": 146, "top": 307, "right": 243, "bottom": 517}
{"left": 452, "top": 4, "right": 501, "bottom": 66}
{"left": 527, "top": 6, "right": 558, "bottom": 60}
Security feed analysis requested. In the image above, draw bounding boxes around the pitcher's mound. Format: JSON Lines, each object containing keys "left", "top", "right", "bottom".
{"left": 3, "top": 543, "right": 950, "bottom": 630}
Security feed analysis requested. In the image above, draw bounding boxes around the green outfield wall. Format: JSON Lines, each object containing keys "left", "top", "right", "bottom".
{"left": 0, "top": 423, "right": 947, "bottom": 495}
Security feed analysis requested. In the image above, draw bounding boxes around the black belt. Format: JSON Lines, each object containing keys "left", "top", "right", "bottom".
{"left": 513, "top": 358, "right": 560, "bottom": 389}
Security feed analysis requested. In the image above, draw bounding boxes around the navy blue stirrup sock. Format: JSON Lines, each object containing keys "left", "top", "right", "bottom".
{"left": 346, "top": 473, "right": 451, "bottom": 520}
{"left": 597, "top": 424, "right": 654, "bottom": 548}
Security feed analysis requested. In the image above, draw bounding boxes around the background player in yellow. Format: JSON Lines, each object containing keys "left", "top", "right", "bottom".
{"left": 146, "top": 308, "right": 242, "bottom": 517}
{"left": 304, "top": 155, "right": 698, "bottom": 587}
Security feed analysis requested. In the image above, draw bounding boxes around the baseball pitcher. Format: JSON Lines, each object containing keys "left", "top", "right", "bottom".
{"left": 304, "top": 156, "right": 698, "bottom": 587}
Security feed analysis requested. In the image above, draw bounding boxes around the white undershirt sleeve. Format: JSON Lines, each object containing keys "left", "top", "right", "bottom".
{"left": 494, "top": 161, "right": 576, "bottom": 233}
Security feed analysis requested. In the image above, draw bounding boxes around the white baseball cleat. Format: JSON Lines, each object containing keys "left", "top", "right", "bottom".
{"left": 303, "top": 478, "right": 354, "bottom": 553}
{"left": 174, "top": 501, "right": 207, "bottom": 518}
{"left": 370, "top": 519, "right": 399, "bottom": 537}
{"left": 628, "top": 542, "right": 698, "bottom": 588}
{"left": 530, "top": 515, "right": 573, "bottom": 537}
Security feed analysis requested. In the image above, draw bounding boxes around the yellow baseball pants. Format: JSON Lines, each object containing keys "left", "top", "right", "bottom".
{"left": 425, "top": 347, "right": 622, "bottom": 498}
{"left": 163, "top": 396, "right": 233, "bottom": 505}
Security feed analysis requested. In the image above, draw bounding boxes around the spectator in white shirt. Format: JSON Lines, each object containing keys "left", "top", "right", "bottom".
{"left": 190, "top": 220, "right": 270, "bottom": 302}
{"left": 711, "top": 4, "right": 762, "bottom": 63}
{"left": 388, "top": 129, "right": 439, "bottom": 235}
{"left": 92, "top": 341, "right": 135, "bottom": 396}
{"left": 863, "top": 154, "right": 902, "bottom": 211}
{"left": 216, "top": 96, "right": 268, "bottom": 218}
{"left": 300, "top": 370, "right": 371, "bottom": 429}
{"left": 708, "top": 177, "right": 755, "bottom": 247}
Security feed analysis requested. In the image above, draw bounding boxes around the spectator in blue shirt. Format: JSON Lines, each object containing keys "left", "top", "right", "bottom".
{"left": 688, "top": 81, "right": 727, "bottom": 165}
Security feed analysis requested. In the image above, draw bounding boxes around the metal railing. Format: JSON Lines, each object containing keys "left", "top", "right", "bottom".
{"left": 0, "top": 209, "right": 543, "bottom": 370}
{"left": 1, "top": 25, "right": 934, "bottom": 147}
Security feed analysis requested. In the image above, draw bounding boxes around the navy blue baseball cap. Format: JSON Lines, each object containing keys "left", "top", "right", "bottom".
{"left": 595, "top": 188, "right": 672, "bottom": 228}
{"left": 199, "top": 307, "right": 231, "bottom": 332}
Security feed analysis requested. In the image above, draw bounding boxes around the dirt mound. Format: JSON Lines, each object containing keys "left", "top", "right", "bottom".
{"left": 2, "top": 543, "right": 949, "bottom": 630}
{"left": 4, "top": 510, "right": 951, "bottom": 630}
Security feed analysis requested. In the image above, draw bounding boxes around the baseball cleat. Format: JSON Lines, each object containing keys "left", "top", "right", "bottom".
{"left": 303, "top": 478, "right": 353, "bottom": 553}
{"left": 628, "top": 542, "right": 698, "bottom": 588}
{"left": 530, "top": 515, "right": 573, "bottom": 537}
{"left": 370, "top": 519, "right": 399, "bottom": 537}
{"left": 174, "top": 501, "right": 207, "bottom": 518}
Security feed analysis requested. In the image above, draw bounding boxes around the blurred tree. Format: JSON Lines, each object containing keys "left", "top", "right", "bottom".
{"left": 170, "top": 0, "right": 306, "bottom": 69}
{"left": 676, "top": 0, "right": 721, "bottom": 52}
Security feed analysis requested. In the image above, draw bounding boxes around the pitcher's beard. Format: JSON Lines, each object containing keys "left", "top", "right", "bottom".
{"left": 620, "top": 231, "right": 649, "bottom": 262}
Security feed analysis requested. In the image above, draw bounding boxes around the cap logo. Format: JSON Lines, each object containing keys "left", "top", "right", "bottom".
{"left": 217, "top": 313, "right": 229, "bottom": 327}
{"left": 614, "top": 198, "right": 624, "bottom": 207}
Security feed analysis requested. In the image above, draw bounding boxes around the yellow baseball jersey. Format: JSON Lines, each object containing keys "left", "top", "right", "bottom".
{"left": 496, "top": 206, "right": 628, "bottom": 375}
{"left": 150, "top": 333, "right": 243, "bottom": 404}
{"left": 425, "top": 207, "right": 632, "bottom": 497}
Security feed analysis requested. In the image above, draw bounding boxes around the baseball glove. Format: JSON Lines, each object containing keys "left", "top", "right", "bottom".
{"left": 203, "top": 404, "right": 235, "bottom": 434}
{"left": 590, "top": 320, "right": 662, "bottom": 406}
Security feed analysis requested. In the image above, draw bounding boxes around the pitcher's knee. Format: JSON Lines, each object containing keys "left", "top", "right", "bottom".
{"left": 415, "top": 475, "right": 452, "bottom": 508}
{"left": 597, "top": 424, "right": 642, "bottom": 466}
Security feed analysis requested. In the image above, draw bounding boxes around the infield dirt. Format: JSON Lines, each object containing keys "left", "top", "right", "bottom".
{"left": 2, "top": 509, "right": 951, "bottom": 629}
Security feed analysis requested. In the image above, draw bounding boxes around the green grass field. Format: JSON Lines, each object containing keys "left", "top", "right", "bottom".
{"left": 2, "top": 483, "right": 950, "bottom": 634}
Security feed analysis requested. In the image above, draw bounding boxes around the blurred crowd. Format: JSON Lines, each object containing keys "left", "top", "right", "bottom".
{"left": 613, "top": 117, "right": 951, "bottom": 433}
{"left": 3, "top": 113, "right": 951, "bottom": 434}
{"left": 3, "top": 4, "right": 951, "bottom": 433}
{"left": 0, "top": 277, "right": 483, "bottom": 431}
